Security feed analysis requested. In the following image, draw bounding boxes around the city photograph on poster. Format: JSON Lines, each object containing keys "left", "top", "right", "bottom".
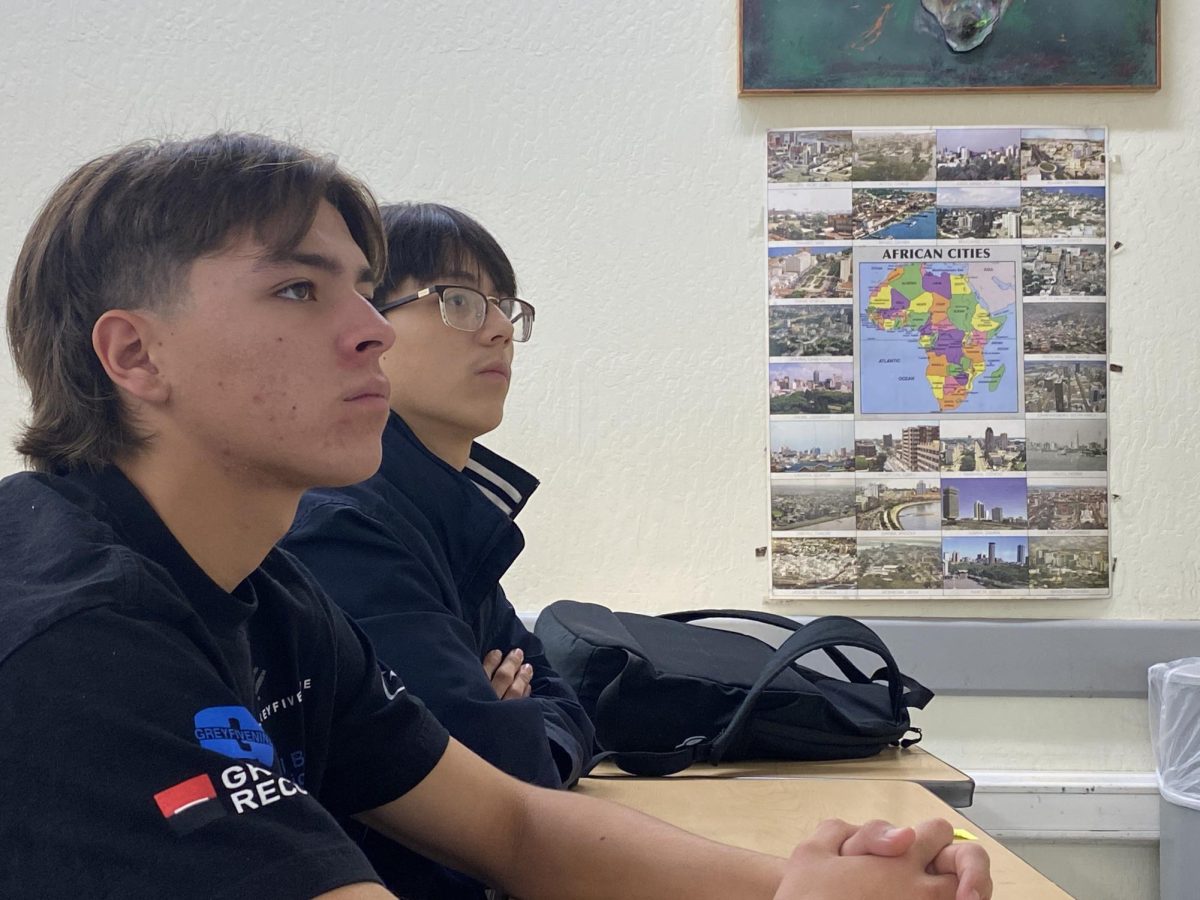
{"left": 940, "top": 476, "right": 1028, "bottom": 531}
{"left": 1021, "top": 185, "right": 1106, "bottom": 238}
{"left": 770, "top": 419, "right": 856, "bottom": 473}
{"left": 857, "top": 536, "right": 942, "bottom": 591}
{"left": 935, "top": 186, "right": 1021, "bottom": 240}
{"left": 1025, "top": 360, "right": 1107, "bottom": 414}
{"left": 769, "top": 361, "right": 854, "bottom": 414}
{"left": 769, "top": 245, "right": 853, "bottom": 298}
{"left": 767, "top": 130, "right": 853, "bottom": 183}
{"left": 852, "top": 129, "right": 935, "bottom": 182}
{"left": 770, "top": 303, "right": 853, "bottom": 357}
{"left": 854, "top": 421, "right": 940, "bottom": 473}
{"left": 1023, "top": 301, "right": 1107, "bottom": 355}
{"left": 852, "top": 188, "right": 936, "bottom": 240}
{"left": 1027, "top": 477, "right": 1109, "bottom": 531}
{"left": 764, "top": 125, "right": 1109, "bottom": 601}
{"left": 1028, "top": 534, "right": 1109, "bottom": 590}
{"left": 942, "top": 535, "right": 1030, "bottom": 590}
{"left": 939, "top": 419, "right": 1026, "bottom": 472}
{"left": 768, "top": 186, "right": 852, "bottom": 241}
{"left": 771, "top": 478, "right": 856, "bottom": 531}
{"left": 1022, "top": 244, "right": 1107, "bottom": 296}
{"left": 771, "top": 537, "right": 857, "bottom": 591}
{"left": 936, "top": 129, "right": 1020, "bottom": 181}
{"left": 1020, "top": 129, "right": 1106, "bottom": 181}
{"left": 1026, "top": 416, "right": 1107, "bottom": 472}
{"left": 855, "top": 477, "right": 942, "bottom": 532}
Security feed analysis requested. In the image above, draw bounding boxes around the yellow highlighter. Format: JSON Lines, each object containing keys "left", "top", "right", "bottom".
{"left": 953, "top": 828, "right": 979, "bottom": 841}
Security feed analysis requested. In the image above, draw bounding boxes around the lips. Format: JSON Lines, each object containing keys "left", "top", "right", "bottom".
{"left": 476, "top": 362, "right": 512, "bottom": 380}
{"left": 344, "top": 376, "right": 391, "bottom": 402}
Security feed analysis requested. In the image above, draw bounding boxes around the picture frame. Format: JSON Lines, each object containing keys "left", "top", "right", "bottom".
{"left": 740, "top": 0, "right": 1161, "bottom": 94}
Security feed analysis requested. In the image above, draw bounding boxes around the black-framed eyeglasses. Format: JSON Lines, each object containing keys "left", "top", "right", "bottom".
{"left": 376, "top": 284, "right": 535, "bottom": 343}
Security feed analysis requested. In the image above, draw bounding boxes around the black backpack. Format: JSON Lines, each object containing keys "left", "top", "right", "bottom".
{"left": 534, "top": 601, "right": 933, "bottom": 776}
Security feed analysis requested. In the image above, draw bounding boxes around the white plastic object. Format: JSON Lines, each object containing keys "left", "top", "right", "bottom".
{"left": 1149, "top": 658, "right": 1200, "bottom": 811}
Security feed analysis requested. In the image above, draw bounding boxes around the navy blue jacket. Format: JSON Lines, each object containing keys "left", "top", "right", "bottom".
{"left": 284, "top": 414, "right": 595, "bottom": 894}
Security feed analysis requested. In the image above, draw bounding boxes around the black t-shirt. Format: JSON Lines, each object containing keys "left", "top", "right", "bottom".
{"left": 0, "top": 468, "right": 450, "bottom": 899}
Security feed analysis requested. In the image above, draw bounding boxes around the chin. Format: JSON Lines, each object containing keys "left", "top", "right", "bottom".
{"left": 319, "top": 449, "right": 384, "bottom": 488}
{"left": 471, "top": 413, "right": 505, "bottom": 438}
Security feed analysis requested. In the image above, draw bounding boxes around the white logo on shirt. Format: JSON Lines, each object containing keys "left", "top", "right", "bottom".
{"left": 220, "top": 763, "right": 307, "bottom": 814}
{"left": 381, "top": 669, "right": 405, "bottom": 701}
{"left": 259, "top": 677, "right": 313, "bottom": 721}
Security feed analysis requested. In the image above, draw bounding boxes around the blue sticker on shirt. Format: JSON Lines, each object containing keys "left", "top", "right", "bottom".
{"left": 193, "top": 706, "right": 275, "bottom": 766}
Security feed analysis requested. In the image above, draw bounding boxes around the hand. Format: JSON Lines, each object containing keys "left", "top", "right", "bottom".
{"left": 772, "top": 818, "right": 991, "bottom": 900}
{"left": 838, "top": 817, "right": 991, "bottom": 898}
{"left": 482, "top": 648, "right": 533, "bottom": 700}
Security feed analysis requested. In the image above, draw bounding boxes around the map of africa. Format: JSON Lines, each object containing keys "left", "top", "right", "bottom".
{"left": 859, "top": 261, "right": 1018, "bottom": 414}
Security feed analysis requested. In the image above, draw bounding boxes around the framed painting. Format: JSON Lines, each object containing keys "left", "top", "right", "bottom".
{"left": 740, "top": 0, "right": 1161, "bottom": 94}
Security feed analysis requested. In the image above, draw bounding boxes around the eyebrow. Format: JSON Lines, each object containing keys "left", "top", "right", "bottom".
{"left": 256, "top": 251, "right": 376, "bottom": 286}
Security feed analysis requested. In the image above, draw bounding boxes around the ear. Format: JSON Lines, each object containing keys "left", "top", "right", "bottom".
{"left": 92, "top": 310, "right": 169, "bottom": 405}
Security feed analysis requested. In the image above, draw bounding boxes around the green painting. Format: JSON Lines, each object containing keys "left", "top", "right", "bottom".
{"left": 741, "top": 0, "right": 1160, "bottom": 93}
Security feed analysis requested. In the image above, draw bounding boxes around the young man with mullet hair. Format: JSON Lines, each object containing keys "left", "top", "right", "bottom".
{"left": 0, "top": 132, "right": 991, "bottom": 900}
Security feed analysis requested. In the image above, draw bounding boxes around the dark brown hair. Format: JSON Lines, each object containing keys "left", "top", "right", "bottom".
{"left": 7, "top": 132, "right": 385, "bottom": 473}
{"left": 377, "top": 203, "right": 516, "bottom": 300}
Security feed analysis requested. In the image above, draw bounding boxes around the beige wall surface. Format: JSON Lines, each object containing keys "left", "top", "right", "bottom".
{"left": 0, "top": 0, "right": 1194, "bottom": 621}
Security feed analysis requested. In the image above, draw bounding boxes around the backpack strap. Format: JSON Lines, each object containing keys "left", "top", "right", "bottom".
{"left": 661, "top": 610, "right": 883, "bottom": 688}
{"left": 870, "top": 666, "right": 935, "bottom": 710}
{"left": 659, "top": 609, "right": 804, "bottom": 632}
{"left": 709, "top": 616, "right": 911, "bottom": 766}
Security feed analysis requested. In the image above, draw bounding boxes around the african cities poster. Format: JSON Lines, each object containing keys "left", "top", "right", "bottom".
{"left": 766, "top": 127, "right": 1110, "bottom": 600}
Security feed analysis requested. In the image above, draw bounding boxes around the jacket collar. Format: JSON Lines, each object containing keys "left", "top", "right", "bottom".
{"left": 378, "top": 412, "right": 539, "bottom": 524}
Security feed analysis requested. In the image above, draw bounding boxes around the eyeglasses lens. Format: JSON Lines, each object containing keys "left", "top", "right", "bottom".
{"left": 441, "top": 287, "right": 488, "bottom": 332}
{"left": 438, "top": 288, "right": 533, "bottom": 342}
{"left": 498, "top": 299, "right": 533, "bottom": 342}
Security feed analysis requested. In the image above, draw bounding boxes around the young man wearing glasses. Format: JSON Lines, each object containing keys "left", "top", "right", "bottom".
{"left": 1, "top": 137, "right": 991, "bottom": 900}
{"left": 283, "top": 203, "right": 595, "bottom": 898}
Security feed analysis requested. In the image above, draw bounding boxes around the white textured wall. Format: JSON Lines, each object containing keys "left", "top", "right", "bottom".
{"left": 6, "top": 0, "right": 1188, "bottom": 621}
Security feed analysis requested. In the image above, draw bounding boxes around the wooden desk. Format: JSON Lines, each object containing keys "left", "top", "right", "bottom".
{"left": 586, "top": 746, "right": 975, "bottom": 808}
{"left": 575, "top": 778, "right": 1070, "bottom": 899}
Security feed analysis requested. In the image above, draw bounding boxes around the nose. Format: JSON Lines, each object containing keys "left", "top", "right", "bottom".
{"left": 478, "top": 299, "right": 515, "bottom": 345}
{"left": 339, "top": 291, "right": 396, "bottom": 360}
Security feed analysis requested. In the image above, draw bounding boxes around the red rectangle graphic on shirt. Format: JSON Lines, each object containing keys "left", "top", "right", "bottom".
{"left": 154, "top": 773, "right": 217, "bottom": 818}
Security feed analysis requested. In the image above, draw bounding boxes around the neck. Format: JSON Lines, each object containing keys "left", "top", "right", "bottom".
{"left": 401, "top": 415, "right": 473, "bottom": 471}
{"left": 116, "top": 448, "right": 301, "bottom": 592}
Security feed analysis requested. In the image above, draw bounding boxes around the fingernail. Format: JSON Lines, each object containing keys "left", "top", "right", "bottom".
{"left": 884, "top": 827, "right": 906, "bottom": 839}
{"left": 968, "top": 891, "right": 982, "bottom": 900}
{"left": 514, "top": 648, "right": 524, "bottom": 659}
{"left": 521, "top": 664, "right": 533, "bottom": 674}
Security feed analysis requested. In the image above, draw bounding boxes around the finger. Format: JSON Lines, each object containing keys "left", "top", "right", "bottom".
{"left": 491, "top": 649, "right": 524, "bottom": 692}
{"left": 502, "top": 663, "right": 534, "bottom": 700}
{"left": 930, "top": 843, "right": 992, "bottom": 900}
{"left": 807, "top": 818, "right": 859, "bottom": 853}
{"left": 517, "top": 662, "right": 533, "bottom": 696}
{"left": 908, "top": 818, "right": 956, "bottom": 867}
{"left": 839, "top": 819, "right": 915, "bottom": 858}
{"left": 481, "top": 649, "right": 503, "bottom": 679}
